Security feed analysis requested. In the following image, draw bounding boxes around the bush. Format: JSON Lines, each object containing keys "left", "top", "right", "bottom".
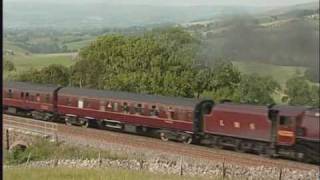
{"left": 4, "top": 139, "right": 127, "bottom": 165}
{"left": 4, "top": 60, "right": 16, "bottom": 72}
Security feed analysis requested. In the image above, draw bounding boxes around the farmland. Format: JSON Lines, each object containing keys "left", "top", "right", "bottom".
{"left": 3, "top": 49, "right": 305, "bottom": 89}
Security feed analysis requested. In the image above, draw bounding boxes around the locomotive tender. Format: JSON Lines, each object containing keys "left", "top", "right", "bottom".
{"left": 3, "top": 81, "right": 320, "bottom": 163}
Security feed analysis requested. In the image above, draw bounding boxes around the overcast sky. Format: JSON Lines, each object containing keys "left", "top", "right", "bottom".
{"left": 6, "top": 0, "right": 318, "bottom": 6}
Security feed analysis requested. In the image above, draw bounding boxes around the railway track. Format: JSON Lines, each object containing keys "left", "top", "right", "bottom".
{"left": 3, "top": 114, "right": 319, "bottom": 171}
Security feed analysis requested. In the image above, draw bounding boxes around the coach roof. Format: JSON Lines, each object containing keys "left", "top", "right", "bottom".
{"left": 59, "top": 87, "right": 209, "bottom": 107}
{"left": 4, "top": 81, "right": 61, "bottom": 93}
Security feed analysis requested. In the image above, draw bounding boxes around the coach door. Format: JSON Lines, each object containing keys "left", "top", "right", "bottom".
{"left": 277, "top": 115, "right": 296, "bottom": 146}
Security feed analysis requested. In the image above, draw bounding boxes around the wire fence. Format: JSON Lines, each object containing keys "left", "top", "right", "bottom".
{"left": 3, "top": 115, "right": 57, "bottom": 136}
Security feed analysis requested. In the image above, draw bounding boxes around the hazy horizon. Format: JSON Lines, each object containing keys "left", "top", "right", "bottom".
{"left": 4, "top": 0, "right": 319, "bottom": 7}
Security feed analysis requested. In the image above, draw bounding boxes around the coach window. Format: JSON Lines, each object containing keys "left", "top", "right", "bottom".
{"left": 279, "top": 116, "right": 293, "bottom": 127}
{"left": 84, "top": 99, "right": 89, "bottom": 108}
{"left": 99, "top": 101, "right": 106, "bottom": 111}
{"left": 123, "top": 102, "right": 129, "bottom": 113}
{"left": 168, "top": 107, "right": 175, "bottom": 119}
{"left": 112, "top": 102, "right": 119, "bottom": 111}
{"left": 45, "top": 94, "right": 50, "bottom": 103}
{"left": 135, "top": 104, "right": 143, "bottom": 115}
{"left": 20, "top": 92, "right": 24, "bottom": 98}
{"left": 30, "top": 95, "right": 35, "bottom": 101}
{"left": 187, "top": 112, "right": 192, "bottom": 121}
{"left": 8, "top": 89, "right": 13, "bottom": 98}
{"left": 25, "top": 92, "right": 29, "bottom": 100}
{"left": 106, "top": 101, "right": 112, "bottom": 110}
{"left": 36, "top": 93, "right": 40, "bottom": 102}
{"left": 66, "top": 97, "right": 72, "bottom": 105}
{"left": 150, "top": 105, "right": 159, "bottom": 117}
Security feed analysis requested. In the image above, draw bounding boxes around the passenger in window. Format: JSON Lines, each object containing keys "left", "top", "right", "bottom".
{"left": 36, "top": 94, "right": 40, "bottom": 102}
{"left": 107, "top": 102, "right": 112, "bottom": 109}
{"left": 135, "top": 104, "right": 143, "bottom": 115}
{"left": 8, "top": 89, "right": 13, "bottom": 98}
{"left": 123, "top": 103, "right": 129, "bottom": 113}
{"left": 150, "top": 105, "right": 159, "bottom": 116}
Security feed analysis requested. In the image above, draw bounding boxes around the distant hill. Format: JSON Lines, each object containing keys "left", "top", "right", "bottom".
{"left": 4, "top": 2, "right": 252, "bottom": 30}
{"left": 185, "top": 1, "right": 319, "bottom": 69}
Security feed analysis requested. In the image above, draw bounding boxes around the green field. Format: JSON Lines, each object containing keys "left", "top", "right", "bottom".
{"left": 232, "top": 61, "right": 306, "bottom": 87}
{"left": 4, "top": 167, "right": 210, "bottom": 180}
{"left": 65, "top": 39, "right": 94, "bottom": 51}
{"left": 4, "top": 53, "right": 76, "bottom": 71}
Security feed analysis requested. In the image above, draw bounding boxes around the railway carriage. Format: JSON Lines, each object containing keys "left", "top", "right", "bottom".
{"left": 295, "top": 108, "right": 320, "bottom": 163}
{"left": 3, "top": 81, "right": 61, "bottom": 120}
{"left": 56, "top": 87, "right": 214, "bottom": 143}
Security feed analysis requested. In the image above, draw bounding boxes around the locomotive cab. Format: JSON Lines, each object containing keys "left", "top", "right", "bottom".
{"left": 272, "top": 105, "right": 306, "bottom": 146}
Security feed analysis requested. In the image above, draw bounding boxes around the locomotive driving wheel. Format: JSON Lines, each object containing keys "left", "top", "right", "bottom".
{"left": 160, "top": 132, "right": 169, "bottom": 142}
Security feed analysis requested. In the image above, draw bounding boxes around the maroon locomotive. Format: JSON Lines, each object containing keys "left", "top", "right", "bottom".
{"left": 201, "top": 103, "right": 319, "bottom": 162}
{"left": 3, "top": 81, "right": 320, "bottom": 163}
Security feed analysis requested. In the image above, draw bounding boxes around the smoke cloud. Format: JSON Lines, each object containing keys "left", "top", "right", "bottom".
{"left": 199, "top": 14, "right": 319, "bottom": 68}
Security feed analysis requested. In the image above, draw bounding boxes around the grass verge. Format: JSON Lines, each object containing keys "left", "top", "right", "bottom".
{"left": 4, "top": 167, "right": 210, "bottom": 180}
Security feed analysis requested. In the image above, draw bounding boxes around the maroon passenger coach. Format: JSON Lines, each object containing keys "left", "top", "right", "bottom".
{"left": 57, "top": 87, "right": 214, "bottom": 143}
{"left": 3, "top": 81, "right": 61, "bottom": 120}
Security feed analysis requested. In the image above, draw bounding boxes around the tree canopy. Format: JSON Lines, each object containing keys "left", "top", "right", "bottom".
{"left": 70, "top": 27, "right": 203, "bottom": 97}
{"left": 4, "top": 60, "right": 16, "bottom": 72}
{"left": 284, "top": 76, "right": 319, "bottom": 107}
{"left": 13, "top": 27, "right": 285, "bottom": 106}
{"left": 16, "top": 64, "right": 69, "bottom": 86}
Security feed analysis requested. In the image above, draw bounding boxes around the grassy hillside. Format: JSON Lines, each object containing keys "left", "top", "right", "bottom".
{"left": 4, "top": 53, "right": 76, "bottom": 71}
{"left": 232, "top": 61, "right": 306, "bottom": 87}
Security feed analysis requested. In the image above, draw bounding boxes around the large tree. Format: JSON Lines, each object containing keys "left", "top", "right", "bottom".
{"left": 71, "top": 27, "right": 203, "bottom": 97}
{"left": 285, "top": 76, "right": 319, "bottom": 107}
{"left": 233, "top": 74, "right": 280, "bottom": 105}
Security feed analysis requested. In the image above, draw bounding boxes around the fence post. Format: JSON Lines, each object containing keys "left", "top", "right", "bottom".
{"left": 54, "top": 157, "right": 58, "bottom": 167}
{"left": 222, "top": 158, "right": 226, "bottom": 179}
{"left": 98, "top": 152, "right": 102, "bottom": 167}
{"left": 139, "top": 159, "right": 144, "bottom": 170}
{"left": 279, "top": 168, "right": 283, "bottom": 180}
{"left": 179, "top": 156, "right": 183, "bottom": 176}
{"left": 6, "top": 129, "right": 10, "bottom": 150}
{"left": 26, "top": 152, "right": 32, "bottom": 166}
{"left": 54, "top": 133, "right": 58, "bottom": 143}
